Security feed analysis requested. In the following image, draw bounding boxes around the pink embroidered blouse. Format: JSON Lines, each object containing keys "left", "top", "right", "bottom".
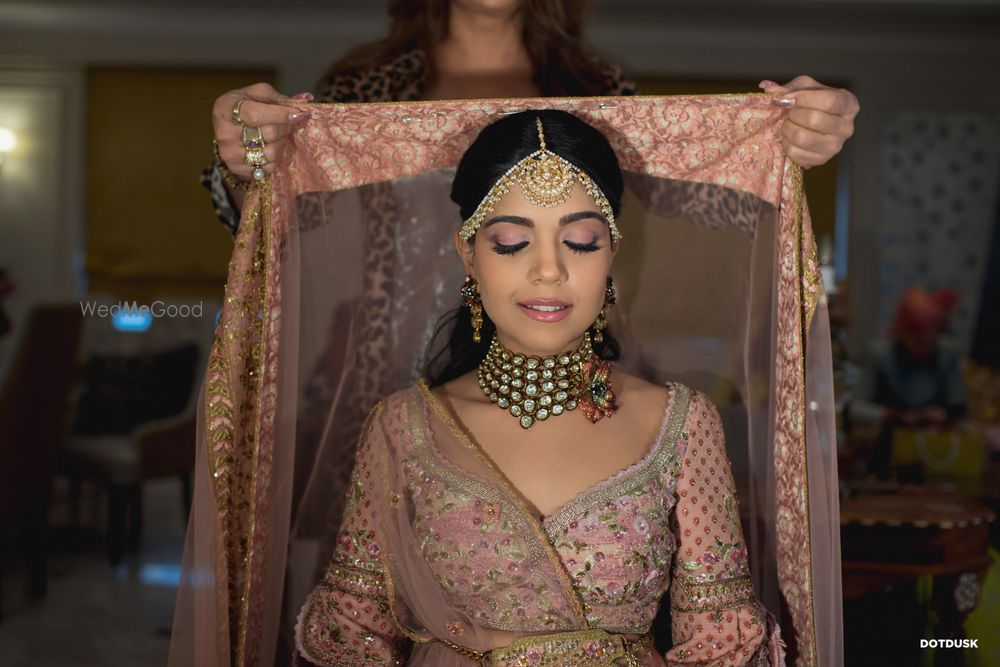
{"left": 295, "top": 381, "right": 784, "bottom": 666}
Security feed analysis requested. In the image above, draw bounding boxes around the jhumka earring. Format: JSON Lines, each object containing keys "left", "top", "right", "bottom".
{"left": 461, "top": 275, "right": 484, "bottom": 343}
{"left": 593, "top": 276, "right": 617, "bottom": 343}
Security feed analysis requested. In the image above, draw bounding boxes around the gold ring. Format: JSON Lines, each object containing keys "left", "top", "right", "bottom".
{"left": 232, "top": 99, "right": 248, "bottom": 125}
{"left": 244, "top": 146, "right": 268, "bottom": 167}
{"left": 241, "top": 124, "right": 265, "bottom": 149}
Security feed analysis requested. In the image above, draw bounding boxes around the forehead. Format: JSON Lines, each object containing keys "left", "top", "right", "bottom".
{"left": 490, "top": 181, "right": 603, "bottom": 219}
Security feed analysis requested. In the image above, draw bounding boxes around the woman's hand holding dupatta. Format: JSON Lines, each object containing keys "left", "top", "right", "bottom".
{"left": 211, "top": 83, "right": 313, "bottom": 183}
{"left": 760, "top": 75, "right": 860, "bottom": 169}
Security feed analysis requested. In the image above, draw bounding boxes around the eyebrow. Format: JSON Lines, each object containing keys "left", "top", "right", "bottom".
{"left": 482, "top": 210, "right": 608, "bottom": 229}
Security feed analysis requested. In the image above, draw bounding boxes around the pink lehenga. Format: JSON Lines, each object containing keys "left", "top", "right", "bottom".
{"left": 294, "top": 381, "right": 783, "bottom": 666}
{"left": 169, "top": 95, "right": 843, "bottom": 666}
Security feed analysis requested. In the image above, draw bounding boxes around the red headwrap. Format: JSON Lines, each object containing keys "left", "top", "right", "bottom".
{"left": 890, "top": 287, "right": 960, "bottom": 336}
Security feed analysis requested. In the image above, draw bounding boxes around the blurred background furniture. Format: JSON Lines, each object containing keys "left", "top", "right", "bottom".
{"left": 841, "top": 486, "right": 996, "bottom": 667}
{"left": 0, "top": 304, "right": 84, "bottom": 620}
{"left": 60, "top": 298, "right": 216, "bottom": 565}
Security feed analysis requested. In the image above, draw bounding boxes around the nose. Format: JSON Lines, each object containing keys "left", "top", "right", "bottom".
{"left": 528, "top": 240, "right": 567, "bottom": 285}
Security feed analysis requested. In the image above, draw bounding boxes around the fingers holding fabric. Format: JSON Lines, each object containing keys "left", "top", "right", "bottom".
{"left": 788, "top": 87, "right": 860, "bottom": 118}
{"left": 781, "top": 118, "right": 846, "bottom": 168}
{"left": 211, "top": 83, "right": 312, "bottom": 185}
{"left": 787, "top": 105, "right": 854, "bottom": 137}
{"left": 759, "top": 76, "right": 859, "bottom": 169}
{"left": 781, "top": 141, "right": 833, "bottom": 170}
{"left": 230, "top": 97, "right": 312, "bottom": 129}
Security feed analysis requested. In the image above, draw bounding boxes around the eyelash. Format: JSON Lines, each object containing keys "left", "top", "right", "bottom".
{"left": 492, "top": 241, "right": 529, "bottom": 255}
{"left": 491, "top": 241, "right": 601, "bottom": 256}
{"left": 566, "top": 241, "right": 601, "bottom": 254}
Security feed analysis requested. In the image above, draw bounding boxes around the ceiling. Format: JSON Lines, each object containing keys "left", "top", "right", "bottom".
{"left": 0, "top": 0, "right": 997, "bottom": 42}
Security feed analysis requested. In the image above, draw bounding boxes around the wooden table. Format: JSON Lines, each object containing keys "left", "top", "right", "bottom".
{"left": 841, "top": 488, "right": 995, "bottom": 666}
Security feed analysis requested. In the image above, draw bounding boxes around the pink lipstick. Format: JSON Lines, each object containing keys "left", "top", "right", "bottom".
{"left": 518, "top": 298, "right": 572, "bottom": 323}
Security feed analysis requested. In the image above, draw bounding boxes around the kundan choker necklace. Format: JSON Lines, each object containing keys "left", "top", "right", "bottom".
{"left": 477, "top": 333, "right": 620, "bottom": 429}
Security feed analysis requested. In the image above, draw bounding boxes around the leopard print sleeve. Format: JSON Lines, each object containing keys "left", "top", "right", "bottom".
{"left": 201, "top": 159, "right": 241, "bottom": 237}
{"left": 315, "top": 50, "right": 426, "bottom": 104}
{"left": 596, "top": 59, "right": 639, "bottom": 96}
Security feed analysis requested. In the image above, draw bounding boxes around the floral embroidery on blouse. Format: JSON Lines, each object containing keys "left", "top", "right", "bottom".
{"left": 408, "top": 455, "right": 577, "bottom": 631}
{"left": 550, "top": 479, "right": 678, "bottom": 630}
{"left": 675, "top": 491, "right": 750, "bottom": 578}
{"left": 406, "top": 383, "right": 692, "bottom": 634}
{"left": 664, "top": 391, "right": 782, "bottom": 665}
{"left": 296, "top": 385, "right": 785, "bottom": 666}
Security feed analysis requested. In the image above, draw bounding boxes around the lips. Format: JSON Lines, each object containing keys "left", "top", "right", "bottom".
{"left": 518, "top": 298, "right": 572, "bottom": 322}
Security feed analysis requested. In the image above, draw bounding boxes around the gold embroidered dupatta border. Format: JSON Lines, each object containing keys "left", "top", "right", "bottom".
{"left": 773, "top": 164, "right": 822, "bottom": 665}
{"left": 204, "top": 180, "right": 277, "bottom": 666}
{"left": 196, "top": 95, "right": 826, "bottom": 666}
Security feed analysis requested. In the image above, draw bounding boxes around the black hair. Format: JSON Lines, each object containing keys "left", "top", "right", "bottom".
{"left": 425, "top": 110, "right": 623, "bottom": 387}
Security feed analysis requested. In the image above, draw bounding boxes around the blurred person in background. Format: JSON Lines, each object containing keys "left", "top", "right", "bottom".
{"left": 203, "top": 0, "right": 859, "bottom": 235}
{"left": 849, "top": 287, "right": 968, "bottom": 479}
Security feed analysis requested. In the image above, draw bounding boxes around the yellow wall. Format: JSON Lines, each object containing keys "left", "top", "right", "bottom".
{"left": 86, "top": 67, "right": 275, "bottom": 301}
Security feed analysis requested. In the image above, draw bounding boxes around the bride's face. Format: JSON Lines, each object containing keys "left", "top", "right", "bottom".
{"left": 457, "top": 182, "right": 617, "bottom": 357}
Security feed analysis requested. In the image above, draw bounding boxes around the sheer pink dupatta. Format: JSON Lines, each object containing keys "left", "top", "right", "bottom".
{"left": 168, "top": 95, "right": 842, "bottom": 667}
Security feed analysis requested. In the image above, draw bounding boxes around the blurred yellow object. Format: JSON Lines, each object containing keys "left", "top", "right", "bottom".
{"left": 964, "top": 360, "right": 1000, "bottom": 423}
{"left": 891, "top": 427, "right": 985, "bottom": 480}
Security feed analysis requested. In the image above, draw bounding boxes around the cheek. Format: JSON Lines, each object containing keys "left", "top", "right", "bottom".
{"left": 473, "top": 252, "right": 519, "bottom": 308}
{"left": 572, "top": 250, "right": 613, "bottom": 282}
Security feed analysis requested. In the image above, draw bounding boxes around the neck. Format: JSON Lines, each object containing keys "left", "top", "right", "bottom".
{"left": 491, "top": 333, "right": 591, "bottom": 360}
{"left": 435, "top": 4, "right": 531, "bottom": 75}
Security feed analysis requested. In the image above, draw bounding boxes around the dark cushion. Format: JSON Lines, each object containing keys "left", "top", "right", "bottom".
{"left": 71, "top": 344, "right": 198, "bottom": 435}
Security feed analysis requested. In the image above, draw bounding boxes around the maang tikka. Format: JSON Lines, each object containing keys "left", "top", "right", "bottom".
{"left": 593, "top": 276, "right": 617, "bottom": 343}
{"left": 459, "top": 117, "right": 621, "bottom": 244}
{"left": 461, "top": 275, "right": 484, "bottom": 343}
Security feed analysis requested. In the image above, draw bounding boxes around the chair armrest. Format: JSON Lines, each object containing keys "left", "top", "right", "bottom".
{"left": 136, "top": 413, "right": 196, "bottom": 479}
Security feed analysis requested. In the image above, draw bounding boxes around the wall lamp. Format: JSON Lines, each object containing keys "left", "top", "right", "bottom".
{"left": 0, "top": 127, "right": 16, "bottom": 168}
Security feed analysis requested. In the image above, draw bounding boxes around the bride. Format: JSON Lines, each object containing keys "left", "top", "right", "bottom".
{"left": 293, "top": 110, "right": 785, "bottom": 666}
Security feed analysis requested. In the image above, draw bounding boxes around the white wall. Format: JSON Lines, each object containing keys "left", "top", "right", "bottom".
{"left": 0, "top": 0, "right": 997, "bottom": 371}
{"left": 0, "top": 69, "right": 85, "bottom": 376}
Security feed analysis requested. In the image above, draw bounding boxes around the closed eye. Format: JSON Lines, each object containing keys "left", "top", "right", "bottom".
{"left": 565, "top": 240, "right": 600, "bottom": 254}
{"left": 492, "top": 241, "right": 529, "bottom": 255}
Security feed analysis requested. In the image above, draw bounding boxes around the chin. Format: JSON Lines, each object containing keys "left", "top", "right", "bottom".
{"left": 452, "top": 0, "right": 522, "bottom": 17}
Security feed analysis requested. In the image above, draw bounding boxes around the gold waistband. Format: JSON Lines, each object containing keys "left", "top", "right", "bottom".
{"left": 437, "top": 628, "right": 655, "bottom": 666}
